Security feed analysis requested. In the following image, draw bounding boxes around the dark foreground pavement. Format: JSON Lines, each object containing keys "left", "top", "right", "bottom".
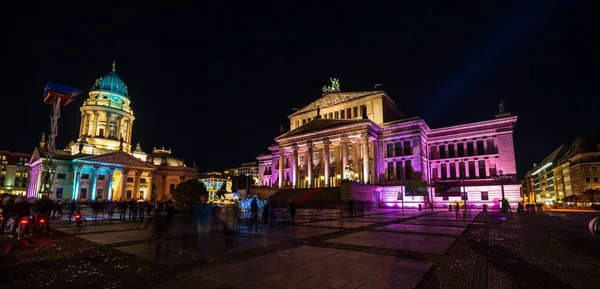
{"left": 1, "top": 209, "right": 599, "bottom": 289}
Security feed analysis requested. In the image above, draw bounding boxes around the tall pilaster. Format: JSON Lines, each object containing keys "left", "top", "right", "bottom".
{"left": 107, "top": 168, "right": 115, "bottom": 200}
{"left": 134, "top": 170, "right": 142, "bottom": 200}
{"left": 323, "top": 140, "right": 331, "bottom": 187}
{"left": 341, "top": 136, "right": 349, "bottom": 179}
{"left": 117, "top": 117, "right": 123, "bottom": 140}
{"left": 127, "top": 120, "right": 134, "bottom": 144}
{"left": 362, "top": 133, "right": 370, "bottom": 184}
{"left": 79, "top": 113, "right": 85, "bottom": 137}
{"left": 121, "top": 169, "right": 130, "bottom": 200}
{"left": 93, "top": 112, "right": 99, "bottom": 137}
{"left": 72, "top": 165, "right": 82, "bottom": 200}
{"left": 278, "top": 147, "right": 285, "bottom": 188}
{"left": 146, "top": 174, "right": 153, "bottom": 200}
{"left": 307, "top": 142, "right": 314, "bottom": 187}
{"left": 91, "top": 166, "right": 99, "bottom": 200}
{"left": 292, "top": 144, "right": 299, "bottom": 188}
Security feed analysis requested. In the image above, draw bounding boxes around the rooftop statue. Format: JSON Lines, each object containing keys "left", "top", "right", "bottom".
{"left": 499, "top": 101, "right": 505, "bottom": 113}
{"left": 322, "top": 78, "right": 341, "bottom": 93}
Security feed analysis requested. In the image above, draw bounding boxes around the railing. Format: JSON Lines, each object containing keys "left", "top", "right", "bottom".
{"left": 83, "top": 99, "right": 133, "bottom": 114}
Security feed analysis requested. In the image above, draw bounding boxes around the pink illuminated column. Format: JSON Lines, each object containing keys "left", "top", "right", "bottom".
{"left": 307, "top": 142, "right": 313, "bottom": 188}
{"left": 323, "top": 140, "right": 331, "bottom": 187}
{"left": 292, "top": 144, "right": 299, "bottom": 188}
{"left": 278, "top": 147, "right": 284, "bottom": 188}
{"left": 341, "top": 136, "right": 349, "bottom": 178}
{"left": 361, "top": 133, "right": 370, "bottom": 184}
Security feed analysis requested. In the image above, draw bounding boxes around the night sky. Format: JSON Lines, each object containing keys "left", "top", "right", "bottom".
{"left": 3, "top": 1, "right": 594, "bottom": 177}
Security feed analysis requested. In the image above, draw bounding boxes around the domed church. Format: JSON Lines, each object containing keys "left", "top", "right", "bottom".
{"left": 27, "top": 62, "right": 197, "bottom": 201}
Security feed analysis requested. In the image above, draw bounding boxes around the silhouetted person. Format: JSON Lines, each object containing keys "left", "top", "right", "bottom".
{"left": 348, "top": 199, "right": 355, "bottom": 217}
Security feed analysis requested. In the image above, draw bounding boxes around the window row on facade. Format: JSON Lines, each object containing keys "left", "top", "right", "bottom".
{"left": 431, "top": 160, "right": 498, "bottom": 181}
{"left": 295, "top": 105, "right": 367, "bottom": 128}
{"left": 429, "top": 138, "right": 498, "bottom": 160}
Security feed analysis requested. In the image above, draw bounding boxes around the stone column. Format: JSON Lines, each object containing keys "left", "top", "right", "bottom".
{"left": 292, "top": 144, "right": 299, "bottom": 188}
{"left": 72, "top": 165, "right": 82, "bottom": 200}
{"left": 107, "top": 168, "right": 115, "bottom": 200}
{"left": 121, "top": 169, "right": 130, "bottom": 200}
{"left": 117, "top": 116, "right": 122, "bottom": 140}
{"left": 341, "top": 136, "right": 349, "bottom": 178}
{"left": 278, "top": 147, "right": 284, "bottom": 188}
{"left": 91, "top": 166, "right": 99, "bottom": 201}
{"left": 93, "top": 112, "right": 99, "bottom": 137}
{"left": 362, "top": 133, "right": 370, "bottom": 184}
{"left": 127, "top": 120, "right": 134, "bottom": 143}
{"left": 146, "top": 174, "right": 153, "bottom": 200}
{"left": 134, "top": 171, "right": 142, "bottom": 200}
{"left": 162, "top": 175, "right": 168, "bottom": 200}
{"left": 323, "top": 140, "right": 331, "bottom": 187}
{"left": 307, "top": 142, "right": 313, "bottom": 188}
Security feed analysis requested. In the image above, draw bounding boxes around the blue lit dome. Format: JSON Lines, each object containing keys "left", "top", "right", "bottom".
{"left": 91, "top": 64, "right": 129, "bottom": 99}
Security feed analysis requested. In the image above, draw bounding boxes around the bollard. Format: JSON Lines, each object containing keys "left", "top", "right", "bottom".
{"left": 448, "top": 204, "right": 453, "bottom": 211}
{"left": 482, "top": 204, "right": 488, "bottom": 211}
{"left": 418, "top": 204, "right": 422, "bottom": 211}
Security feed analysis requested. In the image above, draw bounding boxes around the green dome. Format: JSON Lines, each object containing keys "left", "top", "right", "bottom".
{"left": 91, "top": 70, "right": 129, "bottom": 99}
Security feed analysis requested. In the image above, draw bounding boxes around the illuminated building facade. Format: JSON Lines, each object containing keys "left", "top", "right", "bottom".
{"left": 257, "top": 79, "right": 521, "bottom": 208}
{"left": 0, "top": 151, "right": 31, "bottom": 196}
{"left": 525, "top": 135, "right": 600, "bottom": 204}
{"left": 27, "top": 63, "right": 196, "bottom": 201}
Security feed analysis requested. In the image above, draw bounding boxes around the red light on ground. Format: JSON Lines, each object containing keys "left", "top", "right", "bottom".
{"left": 40, "top": 219, "right": 45, "bottom": 223}
{"left": 20, "top": 220, "right": 28, "bottom": 224}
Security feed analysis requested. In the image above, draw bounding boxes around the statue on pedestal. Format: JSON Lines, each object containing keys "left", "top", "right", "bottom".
{"left": 499, "top": 101, "right": 505, "bottom": 113}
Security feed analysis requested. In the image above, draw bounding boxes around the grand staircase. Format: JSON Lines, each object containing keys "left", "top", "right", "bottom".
{"left": 268, "top": 187, "right": 341, "bottom": 208}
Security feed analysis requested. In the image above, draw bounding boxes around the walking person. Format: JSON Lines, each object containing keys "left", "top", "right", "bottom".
{"left": 348, "top": 199, "right": 355, "bottom": 218}
{"left": 262, "top": 199, "right": 270, "bottom": 225}
{"left": 249, "top": 196, "right": 259, "bottom": 232}
{"left": 128, "top": 200, "right": 137, "bottom": 221}
{"left": 289, "top": 200, "right": 296, "bottom": 225}
{"left": 138, "top": 201, "right": 146, "bottom": 222}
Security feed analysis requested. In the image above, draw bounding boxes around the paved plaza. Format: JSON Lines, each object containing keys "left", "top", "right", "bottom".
{"left": 1, "top": 208, "right": 599, "bottom": 289}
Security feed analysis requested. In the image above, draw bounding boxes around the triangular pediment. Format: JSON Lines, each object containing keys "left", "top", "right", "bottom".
{"left": 29, "top": 147, "right": 42, "bottom": 164}
{"left": 290, "top": 91, "right": 386, "bottom": 117}
{"left": 74, "top": 151, "right": 156, "bottom": 170}
{"left": 276, "top": 119, "right": 375, "bottom": 140}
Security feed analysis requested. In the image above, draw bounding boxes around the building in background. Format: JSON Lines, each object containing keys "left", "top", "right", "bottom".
{"left": 27, "top": 62, "right": 195, "bottom": 201}
{"left": 525, "top": 135, "right": 600, "bottom": 204}
{"left": 0, "top": 151, "right": 31, "bottom": 196}
{"left": 256, "top": 78, "right": 521, "bottom": 208}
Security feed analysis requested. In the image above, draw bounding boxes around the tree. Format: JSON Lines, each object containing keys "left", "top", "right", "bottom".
{"left": 171, "top": 179, "right": 207, "bottom": 204}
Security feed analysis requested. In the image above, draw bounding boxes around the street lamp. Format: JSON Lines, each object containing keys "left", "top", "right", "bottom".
{"left": 494, "top": 170, "right": 512, "bottom": 211}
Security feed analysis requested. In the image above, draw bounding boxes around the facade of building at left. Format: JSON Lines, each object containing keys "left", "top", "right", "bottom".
{"left": 26, "top": 63, "right": 197, "bottom": 201}
{"left": 0, "top": 151, "right": 31, "bottom": 196}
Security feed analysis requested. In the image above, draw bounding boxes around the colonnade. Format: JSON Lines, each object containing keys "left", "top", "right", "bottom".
{"left": 79, "top": 110, "right": 134, "bottom": 143}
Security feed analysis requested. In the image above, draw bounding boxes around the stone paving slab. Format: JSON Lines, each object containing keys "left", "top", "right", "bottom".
{"left": 304, "top": 220, "right": 376, "bottom": 229}
{"left": 194, "top": 246, "right": 433, "bottom": 289}
{"left": 77, "top": 229, "right": 155, "bottom": 245}
{"left": 325, "top": 231, "right": 456, "bottom": 254}
{"left": 374, "top": 224, "right": 466, "bottom": 236}
{"left": 403, "top": 219, "right": 471, "bottom": 227}
{"left": 247, "top": 225, "right": 340, "bottom": 239}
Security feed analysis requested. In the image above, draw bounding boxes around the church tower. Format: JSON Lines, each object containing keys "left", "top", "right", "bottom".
{"left": 71, "top": 61, "right": 135, "bottom": 155}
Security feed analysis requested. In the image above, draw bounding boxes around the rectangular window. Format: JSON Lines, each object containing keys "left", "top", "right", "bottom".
{"left": 80, "top": 188, "right": 87, "bottom": 199}
{"left": 81, "top": 174, "right": 90, "bottom": 180}
{"left": 396, "top": 161, "right": 403, "bottom": 180}
{"left": 450, "top": 164, "right": 457, "bottom": 180}
{"left": 313, "top": 151, "right": 320, "bottom": 166}
{"left": 140, "top": 178, "right": 147, "bottom": 183}
{"left": 127, "top": 177, "right": 134, "bottom": 182}
{"left": 295, "top": 120, "right": 299, "bottom": 128}
{"left": 441, "top": 164, "right": 447, "bottom": 180}
{"left": 592, "top": 167, "right": 598, "bottom": 172}
{"left": 96, "top": 189, "right": 103, "bottom": 199}
{"left": 396, "top": 142, "right": 403, "bottom": 156}
{"left": 403, "top": 140, "right": 412, "bottom": 155}
{"left": 348, "top": 146, "right": 353, "bottom": 161}
{"left": 353, "top": 106, "right": 358, "bottom": 118}
{"left": 458, "top": 143, "right": 464, "bottom": 157}
{"left": 584, "top": 167, "right": 590, "bottom": 172}
{"left": 126, "top": 190, "right": 132, "bottom": 199}
{"left": 448, "top": 145, "right": 455, "bottom": 158}
{"left": 478, "top": 160, "right": 486, "bottom": 178}
{"left": 442, "top": 195, "right": 449, "bottom": 201}
{"left": 585, "top": 177, "right": 591, "bottom": 183}
{"left": 432, "top": 167, "right": 438, "bottom": 181}
{"left": 329, "top": 150, "right": 335, "bottom": 164}
{"left": 386, "top": 143, "right": 394, "bottom": 157}
{"left": 487, "top": 139, "right": 496, "bottom": 154}
{"left": 307, "top": 118, "right": 311, "bottom": 122}
{"left": 405, "top": 160, "right": 412, "bottom": 179}
{"left": 476, "top": 140, "right": 485, "bottom": 155}
{"left": 299, "top": 155, "right": 305, "bottom": 166}
{"left": 489, "top": 162, "right": 497, "bottom": 177}
{"left": 56, "top": 188, "right": 63, "bottom": 199}
{"left": 56, "top": 173, "right": 66, "bottom": 179}
{"left": 439, "top": 145, "right": 446, "bottom": 159}
{"left": 329, "top": 112, "right": 333, "bottom": 119}
{"left": 98, "top": 175, "right": 106, "bottom": 180}
{"left": 481, "top": 191, "right": 489, "bottom": 200}
{"left": 468, "top": 161, "right": 476, "bottom": 179}
{"left": 334, "top": 111, "right": 339, "bottom": 119}
{"left": 467, "top": 142, "right": 475, "bottom": 156}
{"left": 346, "top": 108, "right": 352, "bottom": 119}
{"left": 594, "top": 177, "right": 599, "bottom": 182}
{"left": 302, "top": 119, "right": 306, "bottom": 125}
{"left": 387, "top": 162, "right": 394, "bottom": 180}
{"left": 323, "top": 114, "right": 327, "bottom": 119}
{"left": 340, "top": 110, "right": 345, "bottom": 119}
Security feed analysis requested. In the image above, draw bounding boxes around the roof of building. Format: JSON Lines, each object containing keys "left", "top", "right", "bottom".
{"left": 276, "top": 118, "right": 376, "bottom": 140}
{"left": 289, "top": 90, "right": 399, "bottom": 118}
{"left": 91, "top": 66, "right": 129, "bottom": 99}
{"left": 147, "top": 148, "right": 185, "bottom": 167}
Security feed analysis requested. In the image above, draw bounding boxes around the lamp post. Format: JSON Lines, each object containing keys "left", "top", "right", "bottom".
{"left": 494, "top": 170, "right": 512, "bottom": 212}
